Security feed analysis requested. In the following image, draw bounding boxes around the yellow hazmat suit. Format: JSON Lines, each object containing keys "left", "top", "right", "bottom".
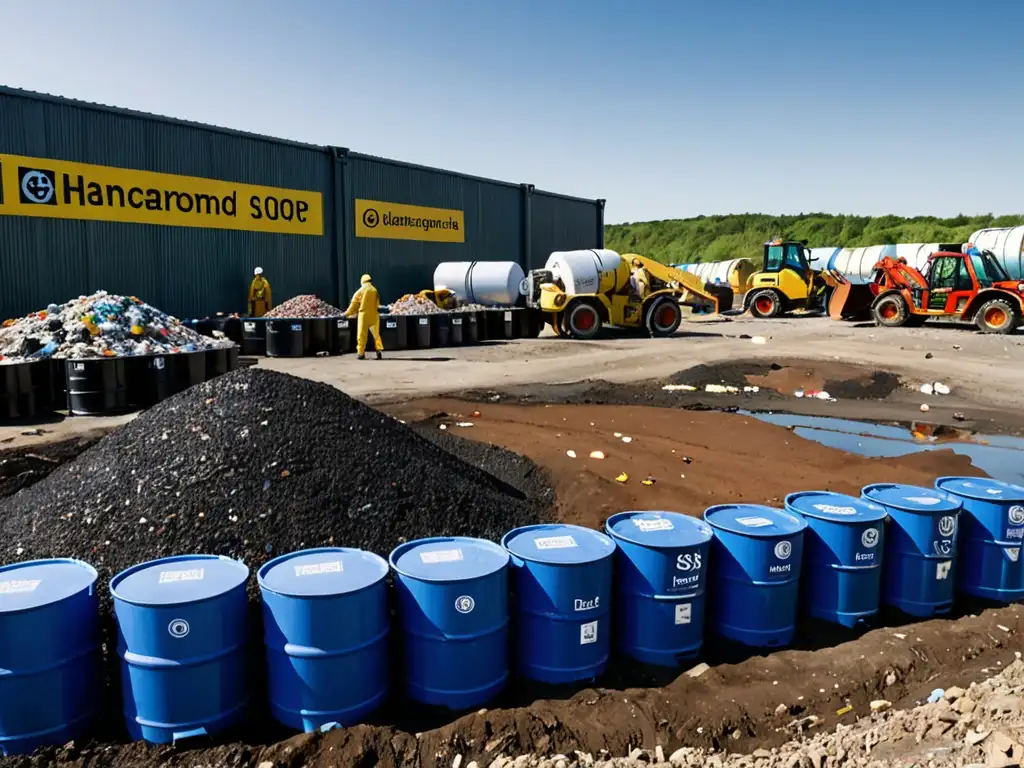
{"left": 345, "top": 274, "right": 383, "bottom": 358}
{"left": 631, "top": 259, "right": 651, "bottom": 299}
{"left": 248, "top": 275, "right": 272, "bottom": 317}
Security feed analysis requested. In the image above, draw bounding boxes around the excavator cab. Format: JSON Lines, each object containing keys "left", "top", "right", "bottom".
{"left": 744, "top": 240, "right": 824, "bottom": 318}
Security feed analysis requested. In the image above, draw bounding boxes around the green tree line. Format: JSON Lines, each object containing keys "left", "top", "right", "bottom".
{"left": 604, "top": 213, "right": 1024, "bottom": 265}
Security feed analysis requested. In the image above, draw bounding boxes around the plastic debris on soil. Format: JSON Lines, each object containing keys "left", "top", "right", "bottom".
{"left": 0, "top": 368, "right": 549, "bottom": 601}
{"left": 388, "top": 295, "right": 445, "bottom": 315}
{"left": 263, "top": 295, "right": 344, "bottom": 318}
{"left": 0, "top": 291, "right": 233, "bottom": 361}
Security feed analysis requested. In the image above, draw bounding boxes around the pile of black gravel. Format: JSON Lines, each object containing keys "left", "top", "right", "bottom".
{"left": 0, "top": 369, "right": 550, "bottom": 595}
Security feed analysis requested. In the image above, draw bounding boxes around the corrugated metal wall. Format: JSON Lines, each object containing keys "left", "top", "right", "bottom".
{"left": 0, "top": 87, "right": 604, "bottom": 318}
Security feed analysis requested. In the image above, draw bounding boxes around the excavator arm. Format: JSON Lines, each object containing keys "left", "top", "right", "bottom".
{"left": 622, "top": 254, "right": 721, "bottom": 313}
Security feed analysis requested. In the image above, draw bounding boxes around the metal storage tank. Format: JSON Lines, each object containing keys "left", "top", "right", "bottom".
{"left": 703, "top": 504, "right": 807, "bottom": 648}
{"left": 784, "top": 491, "right": 888, "bottom": 628}
{"left": 389, "top": 536, "right": 509, "bottom": 710}
{"left": 826, "top": 245, "right": 897, "bottom": 284}
{"left": 894, "top": 243, "right": 943, "bottom": 273}
{"left": 968, "top": 227, "right": 1024, "bottom": 279}
{"left": 604, "top": 511, "right": 714, "bottom": 667}
{"left": 668, "top": 259, "right": 757, "bottom": 294}
{"left": 861, "top": 484, "right": 961, "bottom": 617}
{"left": 110, "top": 554, "right": 250, "bottom": 744}
{"left": 258, "top": 547, "right": 390, "bottom": 732}
{"left": 544, "top": 249, "right": 624, "bottom": 296}
{"left": 808, "top": 247, "right": 841, "bottom": 270}
{"left": 501, "top": 523, "right": 616, "bottom": 684}
{"left": 934, "top": 477, "right": 1024, "bottom": 603}
{"left": 0, "top": 559, "right": 100, "bottom": 756}
{"left": 432, "top": 261, "right": 525, "bottom": 306}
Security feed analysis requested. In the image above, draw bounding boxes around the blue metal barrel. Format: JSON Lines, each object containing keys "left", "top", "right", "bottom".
{"left": 389, "top": 537, "right": 509, "bottom": 710}
{"left": 605, "top": 511, "right": 713, "bottom": 667}
{"left": 110, "top": 554, "right": 250, "bottom": 744}
{"left": 785, "top": 491, "right": 888, "bottom": 628}
{"left": 935, "top": 477, "right": 1024, "bottom": 603}
{"left": 0, "top": 559, "right": 100, "bottom": 756}
{"left": 861, "top": 483, "right": 961, "bottom": 617}
{"left": 258, "top": 547, "right": 389, "bottom": 732}
{"left": 703, "top": 504, "right": 807, "bottom": 648}
{"left": 501, "top": 523, "right": 616, "bottom": 684}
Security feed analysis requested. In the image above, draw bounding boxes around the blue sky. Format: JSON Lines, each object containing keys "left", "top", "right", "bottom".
{"left": 1, "top": 0, "right": 1021, "bottom": 224}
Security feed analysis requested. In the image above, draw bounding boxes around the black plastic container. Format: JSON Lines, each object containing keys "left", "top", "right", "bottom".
{"left": 474, "top": 310, "right": 489, "bottom": 341}
{"left": 212, "top": 317, "right": 244, "bottom": 345}
{"left": 175, "top": 351, "right": 207, "bottom": 392}
{"left": 430, "top": 314, "right": 452, "bottom": 347}
{"left": 241, "top": 318, "right": 267, "bottom": 356}
{"left": 125, "top": 354, "right": 176, "bottom": 409}
{"left": 65, "top": 358, "right": 128, "bottom": 416}
{"left": 47, "top": 358, "right": 67, "bottom": 411}
{"left": 307, "top": 318, "right": 332, "bottom": 355}
{"left": 266, "top": 319, "right": 306, "bottom": 358}
{"left": 448, "top": 314, "right": 466, "bottom": 345}
{"left": 331, "top": 317, "right": 354, "bottom": 354}
{"left": 0, "top": 362, "right": 35, "bottom": 421}
{"left": 464, "top": 312, "right": 481, "bottom": 343}
{"left": 524, "top": 308, "right": 545, "bottom": 338}
{"left": 28, "top": 358, "right": 55, "bottom": 414}
{"left": 485, "top": 309, "right": 515, "bottom": 340}
{"left": 379, "top": 315, "right": 408, "bottom": 351}
{"left": 205, "top": 346, "right": 230, "bottom": 380}
{"left": 226, "top": 346, "right": 240, "bottom": 372}
{"left": 409, "top": 316, "right": 432, "bottom": 349}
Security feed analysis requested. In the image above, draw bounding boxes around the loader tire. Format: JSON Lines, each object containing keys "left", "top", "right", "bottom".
{"left": 645, "top": 297, "right": 683, "bottom": 337}
{"left": 872, "top": 294, "right": 911, "bottom": 328}
{"left": 975, "top": 297, "right": 1021, "bottom": 334}
{"left": 748, "top": 289, "right": 784, "bottom": 319}
{"left": 566, "top": 301, "right": 602, "bottom": 340}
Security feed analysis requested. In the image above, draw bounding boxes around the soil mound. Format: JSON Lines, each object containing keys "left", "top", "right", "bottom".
{"left": 0, "top": 369, "right": 549, "bottom": 592}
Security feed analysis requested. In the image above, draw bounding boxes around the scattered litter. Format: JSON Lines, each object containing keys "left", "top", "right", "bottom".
{"left": 615, "top": 472, "right": 629, "bottom": 483}
{"left": 566, "top": 450, "right": 577, "bottom": 459}
{"left": 934, "top": 382, "right": 950, "bottom": 395}
{"left": 388, "top": 294, "right": 444, "bottom": 316}
{"left": 953, "top": 412, "right": 966, "bottom": 421}
{"left": 794, "top": 390, "right": 805, "bottom": 398}
{"left": 455, "top": 422, "right": 474, "bottom": 428}
{"left": 589, "top": 451, "right": 605, "bottom": 460}
{"left": 613, "top": 432, "right": 623, "bottom": 438}
{"left": 927, "top": 688, "right": 945, "bottom": 704}
{"left": 705, "top": 384, "right": 740, "bottom": 394}
{"left": 920, "top": 404, "right": 930, "bottom": 413}
{"left": 953, "top": 344, "right": 962, "bottom": 350}
{"left": 438, "top": 424, "right": 448, "bottom": 430}
{"left": 743, "top": 385, "right": 760, "bottom": 393}
{"left": 662, "top": 384, "right": 697, "bottom": 392}
{"left": 751, "top": 336, "right": 767, "bottom": 345}
{"left": 264, "top": 295, "right": 344, "bottom": 318}
{"left": 836, "top": 705, "right": 853, "bottom": 716}
{"left": 641, "top": 476, "right": 655, "bottom": 486}
{"left": 621, "top": 436, "right": 633, "bottom": 444}
{"left": 921, "top": 383, "right": 935, "bottom": 396}
{"left": 893, "top": 633, "right": 907, "bottom": 639}
{"left": 682, "top": 456, "right": 693, "bottom": 464}
{"left": 471, "top": 410, "right": 481, "bottom": 418}
{"left": 870, "top": 700, "right": 892, "bottom": 713}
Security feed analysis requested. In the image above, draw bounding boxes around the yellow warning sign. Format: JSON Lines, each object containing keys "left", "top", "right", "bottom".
{"left": 354, "top": 199, "right": 465, "bottom": 243}
{"left": 0, "top": 153, "right": 324, "bottom": 236}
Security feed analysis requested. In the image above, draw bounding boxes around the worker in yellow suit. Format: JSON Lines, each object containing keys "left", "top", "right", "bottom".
{"left": 345, "top": 273, "right": 383, "bottom": 360}
{"left": 248, "top": 267, "right": 272, "bottom": 317}
{"left": 630, "top": 258, "right": 651, "bottom": 299}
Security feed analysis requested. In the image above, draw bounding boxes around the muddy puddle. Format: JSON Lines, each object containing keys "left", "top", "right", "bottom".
{"left": 744, "top": 411, "right": 1024, "bottom": 483}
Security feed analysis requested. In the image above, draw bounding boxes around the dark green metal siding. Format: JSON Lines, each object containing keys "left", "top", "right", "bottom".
{"left": 528, "top": 189, "right": 606, "bottom": 270}
{"left": 339, "top": 150, "right": 524, "bottom": 304}
{"left": 0, "top": 87, "right": 336, "bottom": 319}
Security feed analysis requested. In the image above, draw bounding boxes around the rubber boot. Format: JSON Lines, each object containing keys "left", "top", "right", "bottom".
{"left": 376, "top": 351, "right": 382, "bottom": 360}
{"left": 357, "top": 354, "right": 366, "bottom": 360}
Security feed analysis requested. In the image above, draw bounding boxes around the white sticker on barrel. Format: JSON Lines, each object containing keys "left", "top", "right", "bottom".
{"left": 290, "top": 324, "right": 302, "bottom": 332}
{"left": 580, "top": 620, "right": 598, "bottom": 645}
{"left": 453, "top": 318, "right": 463, "bottom": 325}
{"left": 419, "top": 318, "right": 428, "bottom": 326}
{"left": 813, "top": 503, "right": 857, "bottom": 516}
{"left": 337, "top": 320, "right": 348, "bottom": 329}
{"left": 153, "top": 357, "right": 165, "bottom": 370}
{"left": 735, "top": 516, "right": 773, "bottom": 528}
{"left": 674, "top": 603, "right": 692, "bottom": 625}
{"left": 295, "top": 561, "right": 343, "bottom": 577}
{"left": 1007, "top": 548, "right": 1021, "bottom": 563}
{"left": 905, "top": 496, "right": 942, "bottom": 506}
{"left": 158, "top": 568, "right": 205, "bottom": 584}
{"left": 74, "top": 363, "right": 85, "bottom": 371}
{"left": 1009, "top": 506, "right": 1024, "bottom": 525}
{"left": 938, "top": 516, "right": 957, "bottom": 537}
{"left": 774, "top": 540, "right": 792, "bottom": 560}
{"left": 0, "top": 579, "right": 41, "bottom": 594}
{"left": 504, "top": 311, "right": 512, "bottom": 321}
{"left": 534, "top": 535, "right": 578, "bottom": 550}
{"left": 634, "top": 517, "right": 675, "bottom": 532}
{"left": 244, "top": 322, "right": 255, "bottom": 332}
{"left": 936, "top": 560, "right": 952, "bottom": 580}
{"left": 386, "top": 321, "right": 397, "bottom": 329}
{"left": 861, "top": 528, "right": 880, "bottom": 548}
{"left": 420, "top": 548, "right": 463, "bottom": 565}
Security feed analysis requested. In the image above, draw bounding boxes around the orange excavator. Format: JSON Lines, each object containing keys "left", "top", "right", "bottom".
{"left": 865, "top": 248, "right": 1024, "bottom": 334}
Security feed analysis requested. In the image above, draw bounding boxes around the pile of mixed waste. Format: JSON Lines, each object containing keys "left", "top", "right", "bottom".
{"left": 0, "top": 291, "right": 233, "bottom": 361}
{"left": 263, "top": 295, "right": 344, "bottom": 318}
{"left": 388, "top": 294, "right": 445, "bottom": 315}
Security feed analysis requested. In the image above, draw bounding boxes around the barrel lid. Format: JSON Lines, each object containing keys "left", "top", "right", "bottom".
{"left": 785, "top": 491, "right": 888, "bottom": 524}
{"left": 605, "top": 511, "right": 713, "bottom": 549}
{"left": 0, "top": 559, "right": 97, "bottom": 614}
{"left": 110, "top": 554, "right": 249, "bottom": 606}
{"left": 935, "top": 477, "right": 1024, "bottom": 504}
{"left": 258, "top": 547, "right": 388, "bottom": 598}
{"left": 703, "top": 504, "right": 807, "bottom": 537}
{"left": 502, "top": 523, "right": 616, "bottom": 565}
{"left": 389, "top": 536, "right": 509, "bottom": 583}
{"left": 861, "top": 483, "right": 961, "bottom": 515}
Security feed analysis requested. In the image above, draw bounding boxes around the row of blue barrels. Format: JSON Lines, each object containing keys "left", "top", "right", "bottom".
{"left": 2, "top": 476, "right": 1023, "bottom": 754}
{"left": 0, "top": 346, "right": 241, "bottom": 421}
{"left": 232, "top": 308, "right": 543, "bottom": 358}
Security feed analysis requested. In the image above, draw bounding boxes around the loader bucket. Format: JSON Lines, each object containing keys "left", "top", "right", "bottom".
{"left": 821, "top": 270, "right": 875, "bottom": 321}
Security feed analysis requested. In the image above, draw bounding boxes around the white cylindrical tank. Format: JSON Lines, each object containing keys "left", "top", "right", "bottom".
{"left": 808, "top": 247, "right": 841, "bottom": 269}
{"left": 670, "top": 258, "right": 757, "bottom": 293}
{"left": 893, "top": 243, "right": 941, "bottom": 273}
{"left": 433, "top": 261, "right": 526, "bottom": 306}
{"left": 544, "top": 249, "right": 624, "bottom": 296}
{"left": 828, "top": 245, "right": 897, "bottom": 284}
{"left": 968, "top": 227, "right": 1024, "bottom": 279}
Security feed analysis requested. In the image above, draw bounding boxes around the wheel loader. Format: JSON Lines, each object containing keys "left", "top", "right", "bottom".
{"left": 744, "top": 240, "right": 831, "bottom": 318}
{"left": 868, "top": 248, "right": 1024, "bottom": 334}
{"left": 521, "top": 250, "right": 724, "bottom": 339}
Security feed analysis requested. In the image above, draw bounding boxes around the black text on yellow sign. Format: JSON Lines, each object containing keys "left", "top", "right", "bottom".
{"left": 0, "top": 154, "right": 324, "bottom": 236}
{"left": 354, "top": 199, "right": 465, "bottom": 243}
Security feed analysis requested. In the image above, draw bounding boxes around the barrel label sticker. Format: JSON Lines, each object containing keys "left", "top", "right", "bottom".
{"left": 1010, "top": 506, "right": 1024, "bottom": 526}
{"left": 290, "top": 324, "right": 302, "bottom": 332}
{"left": 420, "top": 548, "right": 463, "bottom": 565}
{"left": 1007, "top": 527, "right": 1024, "bottom": 541}
{"left": 736, "top": 516, "right": 773, "bottom": 528}
{"left": 580, "top": 620, "right": 598, "bottom": 645}
{"left": 774, "top": 540, "right": 792, "bottom": 560}
{"left": 295, "top": 561, "right": 342, "bottom": 577}
{"left": 813, "top": 503, "right": 857, "bottom": 516}
{"left": 674, "top": 603, "right": 692, "bottom": 626}
{"left": 534, "top": 535, "right": 577, "bottom": 550}
{"left": 935, "top": 561, "right": 952, "bottom": 580}
{"left": 419, "top": 318, "right": 429, "bottom": 326}
{"left": 1007, "top": 548, "right": 1021, "bottom": 563}
{"left": 0, "top": 579, "right": 41, "bottom": 594}
{"left": 904, "top": 496, "right": 942, "bottom": 506}
{"left": 454, "top": 595, "right": 475, "bottom": 614}
{"left": 74, "top": 363, "right": 85, "bottom": 371}
{"left": 634, "top": 517, "right": 674, "bottom": 532}
{"left": 167, "top": 618, "right": 190, "bottom": 639}
{"left": 453, "top": 318, "right": 463, "bottom": 325}
{"left": 933, "top": 539, "right": 954, "bottom": 557}
{"left": 337, "top": 320, "right": 349, "bottom": 329}
{"left": 574, "top": 596, "right": 600, "bottom": 611}
{"left": 938, "top": 516, "right": 957, "bottom": 537}
{"left": 504, "top": 311, "right": 512, "bottom": 321}
{"left": 153, "top": 357, "right": 165, "bottom": 370}
{"left": 244, "top": 322, "right": 255, "bottom": 332}
{"left": 158, "top": 568, "right": 205, "bottom": 584}
{"left": 861, "top": 528, "right": 880, "bottom": 548}
{"left": 386, "top": 321, "right": 397, "bottom": 329}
